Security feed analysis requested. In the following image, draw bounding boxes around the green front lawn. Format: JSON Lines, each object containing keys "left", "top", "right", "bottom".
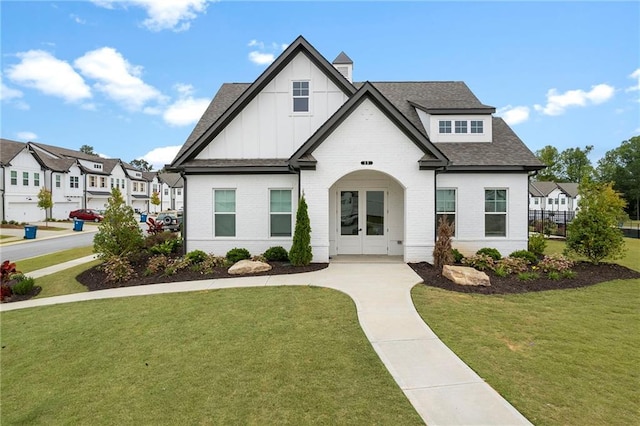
{"left": 412, "top": 239, "right": 640, "bottom": 425}
{"left": 1, "top": 287, "right": 422, "bottom": 425}
{"left": 18, "top": 246, "right": 95, "bottom": 273}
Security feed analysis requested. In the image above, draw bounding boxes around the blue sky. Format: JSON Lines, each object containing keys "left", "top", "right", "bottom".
{"left": 2, "top": 1, "right": 639, "bottom": 170}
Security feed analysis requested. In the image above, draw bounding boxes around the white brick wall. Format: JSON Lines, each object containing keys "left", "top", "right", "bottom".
{"left": 436, "top": 172, "right": 530, "bottom": 257}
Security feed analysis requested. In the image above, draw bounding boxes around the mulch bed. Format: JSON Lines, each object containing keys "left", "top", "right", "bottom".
{"left": 77, "top": 261, "right": 329, "bottom": 292}
{"left": 409, "top": 262, "right": 640, "bottom": 295}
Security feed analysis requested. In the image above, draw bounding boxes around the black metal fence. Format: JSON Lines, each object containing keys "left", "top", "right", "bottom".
{"left": 529, "top": 210, "right": 640, "bottom": 239}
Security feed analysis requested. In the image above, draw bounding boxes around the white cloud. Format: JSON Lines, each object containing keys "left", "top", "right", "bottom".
{"left": 141, "top": 145, "right": 182, "bottom": 169}
{"left": 74, "top": 47, "right": 165, "bottom": 111}
{"left": 496, "top": 105, "right": 530, "bottom": 125}
{"left": 70, "top": 14, "right": 86, "bottom": 24}
{"left": 162, "top": 83, "right": 209, "bottom": 126}
{"left": 6, "top": 50, "right": 91, "bottom": 102}
{"left": 626, "top": 68, "right": 640, "bottom": 92}
{"left": 1, "top": 75, "right": 23, "bottom": 101}
{"left": 16, "top": 131, "right": 38, "bottom": 141}
{"left": 92, "top": 0, "right": 209, "bottom": 32}
{"left": 247, "top": 39, "right": 287, "bottom": 65}
{"left": 534, "top": 83, "right": 615, "bottom": 116}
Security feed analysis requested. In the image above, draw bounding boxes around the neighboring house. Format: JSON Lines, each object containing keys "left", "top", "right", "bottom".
{"left": 157, "top": 172, "right": 184, "bottom": 211}
{"left": 529, "top": 181, "right": 579, "bottom": 212}
{"left": 0, "top": 139, "right": 180, "bottom": 222}
{"left": 168, "top": 36, "right": 544, "bottom": 263}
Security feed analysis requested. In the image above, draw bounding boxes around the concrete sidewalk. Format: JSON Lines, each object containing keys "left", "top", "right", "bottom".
{"left": 1, "top": 261, "right": 531, "bottom": 425}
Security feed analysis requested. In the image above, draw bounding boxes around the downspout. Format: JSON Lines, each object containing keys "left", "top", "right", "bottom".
{"left": 528, "top": 170, "right": 539, "bottom": 241}
{"left": 1, "top": 165, "right": 5, "bottom": 222}
{"left": 181, "top": 171, "right": 187, "bottom": 255}
{"left": 83, "top": 173, "right": 87, "bottom": 209}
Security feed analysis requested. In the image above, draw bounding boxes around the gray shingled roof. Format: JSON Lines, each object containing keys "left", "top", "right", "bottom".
{"left": 332, "top": 51, "right": 353, "bottom": 64}
{"left": 529, "top": 181, "right": 559, "bottom": 196}
{"left": 157, "top": 172, "right": 184, "bottom": 187}
{"left": 557, "top": 182, "right": 579, "bottom": 197}
{"left": 0, "top": 139, "right": 27, "bottom": 166}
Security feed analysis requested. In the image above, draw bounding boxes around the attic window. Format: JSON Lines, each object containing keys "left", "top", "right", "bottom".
{"left": 439, "top": 120, "right": 452, "bottom": 134}
{"left": 94, "top": 164, "right": 102, "bottom": 169}
{"left": 292, "top": 81, "right": 309, "bottom": 112}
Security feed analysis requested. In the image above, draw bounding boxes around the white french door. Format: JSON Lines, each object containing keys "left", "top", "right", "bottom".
{"left": 337, "top": 189, "right": 387, "bottom": 255}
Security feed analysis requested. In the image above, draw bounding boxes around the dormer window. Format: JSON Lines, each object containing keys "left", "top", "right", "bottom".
{"left": 471, "top": 120, "right": 484, "bottom": 134}
{"left": 438, "top": 120, "right": 452, "bottom": 133}
{"left": 93, "top": 164, "right": 102, "bottom": 169}
{"left": 455, "top": 121, "right": 467, "bottom": 133}
{"left": 292, "top": 81, "right": 309, "bottom": 112}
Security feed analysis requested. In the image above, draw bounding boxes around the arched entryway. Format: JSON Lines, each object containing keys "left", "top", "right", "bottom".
{"left": 329, "top": 170, "right": 405, "bottom": 257}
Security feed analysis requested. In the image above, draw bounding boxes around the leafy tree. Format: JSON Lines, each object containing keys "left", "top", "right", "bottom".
{"left": 289, "top": 196, "right": 312, "bottom": 266}
{"left": 93, "top": 187, "right": 144, "bottom": 260}
{"left": 150, "top": 191, "right": 161, "bottom": 213}
{"left": 79, "top": 145, "right": 97, "bottom": 155}
{"left": 597, "top": 136, "right": 640, "bottom": 220}
{"left": 130, "top": 159, "right": 153, "bottom": 171}
{"left": 558, "top": 145, "right": 594, "bottom": 182}
{"left": 535, "top": 145, "right": 562, "bottom": 181}
{"left": 565, "top": 180, "right": 626, "bottom": 264}
{"left": 37, "top": 187, "right": 53, "bottom": 227}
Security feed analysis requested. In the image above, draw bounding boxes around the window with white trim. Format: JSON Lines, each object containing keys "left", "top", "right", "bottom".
{"left": 214, "top": 189, "right": 236, "bottom": 237}
{"left": 548, "top": 198, "right": 552, "bottom": 205}
{"left": 100, "top": 177, "right": 106, "bottom": 188}
{"left": 23, "top": 172, "right": 29, "bottom": 186}
{"left": 11, "top": 171, "right": 17, "bottom": 185}
{"left": 561, "top": 198, "right": 566, "bottom": 205}
{"left": 70, "top": 176, "right": 79, "bottom": 189}
{"left": 34, "top": 173, "right": 40, "bottom": 187}
{"left": 56, "top": 174, "right": 61, "bottom": 188}
{"left": 133, "top": 182, "right": 138, "bottom": 192}
{"left": 140, "top": 183, "right": 145, "bottom": 192}
{"left": 436, "top": 189, "right": 456, "bottom": 236}
{"left": 270, "top": 189, "right": 292, "bottom": 237}
{"left": 455, "top": 120, "right": 467, "bottom": 133}
{"left": 110, "top": 178, "right": 114, "bottom": 188}
{"left": 292, "top": 81, "right": 309, "bottom": 112}
{"left": 439, "top": 120, "right": 452, "bottom": 133}
{"left": 164, "top": 188, "right": 169, "bottom": 196}
{"left": 177, "top": 188, "right": 182, "bottom": 196}
{"left": 485, "top": 189, "right": 507, "bottom": 237}
{"left": 470, "top": 120, "right": 483, "bottom": 133}
{"left": 90, "top": 176, "right": 96, "bottom": 187}
{"left": 534, "top": 197, "right": 539, "bottom": 205}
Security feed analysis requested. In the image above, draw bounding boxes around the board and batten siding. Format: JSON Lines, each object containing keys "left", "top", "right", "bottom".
{"left": 185, "top": 174, "right": 298, "bottom": 256}
{"left": 195, "top": 52, "right": 349, "bottom": 160}
{"left": 301, "top": 98, "right": 437, "bottom": 263}
{"left": 436, "top": 172, "right": 530, "bottom": 256}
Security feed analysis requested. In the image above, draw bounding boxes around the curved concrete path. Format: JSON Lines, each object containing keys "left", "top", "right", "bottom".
{"left": 1, "top": 262, "right": 531, "bottom": 425}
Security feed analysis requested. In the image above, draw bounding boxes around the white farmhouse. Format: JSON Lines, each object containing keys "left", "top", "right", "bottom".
{"left": 169, "top": 36, "right": 544, "bottom": 262}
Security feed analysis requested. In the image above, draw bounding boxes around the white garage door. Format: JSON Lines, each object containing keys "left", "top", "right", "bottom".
{"left": 7, "top": 203, "right": 42, "bottom": 223}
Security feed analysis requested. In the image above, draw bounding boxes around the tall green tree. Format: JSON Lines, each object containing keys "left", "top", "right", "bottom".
{"left": 597, "top": 136, "right": 640, "bottom": 220}
{"left": 37, "top": 187, "right": 53, "bottom": 227}
{"left": 93, "top": 187, "right": 144, "bottom": 260}
{"left": 565, "top": 180, "right": 626, "bottom": 264}
{"left": 79, "top": 145, "right": 97, "bottom": 156}
{"left": 130, "top": 159, "right": 153, "bottom": 171}
{"left": 558, "top": 145, "right": 594, "bottom": 182}
{"left": 535, "top": 145, "right": 562, "bottom": 181}
{"left": 289, "top": 196, "right": 312, "bottom": 266}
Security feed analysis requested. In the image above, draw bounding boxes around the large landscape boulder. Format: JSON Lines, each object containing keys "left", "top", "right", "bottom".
{"left": 228, "top": 260, "right": 272, "bottom": 275}
{"left": 442, "top": 265, "right": 491, "bottom": 286}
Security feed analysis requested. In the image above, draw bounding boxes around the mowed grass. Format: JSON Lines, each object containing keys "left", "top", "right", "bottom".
{"left": 1, "top": 287, "right": 422, "bottom": 425}
{"left": 18, "top": 246, "right": 95, "bottom": 273}
{"left": 546, "top": 237, "right": 640, "bottom": 271}
{"left": 412, "top": 238, "right": 640, "bottom": 425}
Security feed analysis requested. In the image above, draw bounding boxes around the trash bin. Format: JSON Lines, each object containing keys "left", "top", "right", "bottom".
{"left": 24, "top": 225, "right": 37, "bottom": 239}
{"left": 73, "top": 219, "right": 84, "bottom": 231}
{"left": 140, "top": 213, "right": 148, "bottom": 223}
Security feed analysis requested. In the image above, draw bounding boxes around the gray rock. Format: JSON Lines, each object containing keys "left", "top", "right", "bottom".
{"left": 442, "top": 265, "right": 491, "bottom": 286}
{"left": 228, "top": 259, "right": 272, "bottom": 275}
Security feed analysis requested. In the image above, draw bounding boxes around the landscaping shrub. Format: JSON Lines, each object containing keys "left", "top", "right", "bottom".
{"left": 476, "top": 247, "right": 502, "bottom": 261}
{"left": 251, "top": 255, "right": 267, "bottom": 263}
{"left": 185, "top": 250, "right": 208, "bottom": 264}
{"left": 94, "top": 187, "right": 144, "bottom": 260}
{"left": 1, "top": 260, "right": 19, "bottom": 284}
{"left": 289, "top": 196, "right": 312, "bottom": 266}
{"left": 517, "top": 271, "right": 541, "bottom": 281}
{"left": 509, "top": 250, "right": 538, "bottom": 265}
{"left": 150, "top": 238, "right": 182, "bottom": 256}
{"left": 226, "top": 248, "right": 251, "bottom": 263}
{"left": 538, "top": 254, "right": 574, "bottom": 274}
{"left": 433, "top": 216, "right": 454, "bottom": 269}
{"left": 264, "top": 246, "right": 289, "bottom": 261}
{"left": 495, "top": 257, "right": 529, "bottom": 274}
{"left": 451, "top": 248, "right": 464, "bottom": 264}
{"left": 0, "top": 285, "right": 11, "bottom": 302}
{"left": 144, "top": 232, "right": 179, "bottom": 249}
{"left": 145, "top": 255, "right": 169, "bottom": 275}
{"left": 462, "top": 254, "right": 495, "bottom": 271}
{"left": 102, "top": 256, "right": 136, "bottom": 283}
{"left": 528, "top": 233, "right": 547, "bottom": 257}
{"left": 196, "top": 254, "right": 229, "bottom": 274}
{"left": 12, "top": 276, "right": 35, "bottom": 295}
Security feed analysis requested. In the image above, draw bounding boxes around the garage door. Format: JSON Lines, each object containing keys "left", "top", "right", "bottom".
{"left": 7, "top": 203, "right": 42, "bottom": 222}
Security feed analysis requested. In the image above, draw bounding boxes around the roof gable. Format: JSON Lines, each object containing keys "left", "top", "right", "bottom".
{"left": 171, "top": 35, "right": 357, "bottom": 168}
{"left": 0, "top": 139, "right": 27, "bottom": 166}
{"left": 289, "top": 82, "right": 448, "bottom": 170}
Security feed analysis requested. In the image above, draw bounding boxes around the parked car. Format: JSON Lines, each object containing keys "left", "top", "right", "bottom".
{"left": 69, "top": 209, "right": 104, "bottom": 222}
{"left": 156, "top": 210, "right": 183, "bottom": 232}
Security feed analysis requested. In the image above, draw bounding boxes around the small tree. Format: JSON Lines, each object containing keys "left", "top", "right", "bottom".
{"left": 289, "top": 195, "right": 312, "bottom": 266}
{"left": 79, "top": 145, "right": 97, "bottom": 156}
{"left": 150, "top": 191, "right": 161, "bottom": 213}
{"left": 565, "top": 180, "right": 627, "bottom": 264}
{"left": 433, "top": 216, "right": 454, "bottom": 270}
{"left": 37, "top": 187, "right": 53, "bottom": 227}
{"left": 93, "top": 187, "right": 144, "bottom": 260}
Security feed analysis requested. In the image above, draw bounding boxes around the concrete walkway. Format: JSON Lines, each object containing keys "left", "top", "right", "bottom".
{"left": 1, "top": 261, "right": 531, "bottom": 425}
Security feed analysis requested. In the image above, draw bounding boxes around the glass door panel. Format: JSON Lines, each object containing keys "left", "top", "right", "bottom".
{"left": 366, "top": 191, "right": 384, "bottom": 236}
{"left": 340, "top": 191, "right": 359, "bottom": 236}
